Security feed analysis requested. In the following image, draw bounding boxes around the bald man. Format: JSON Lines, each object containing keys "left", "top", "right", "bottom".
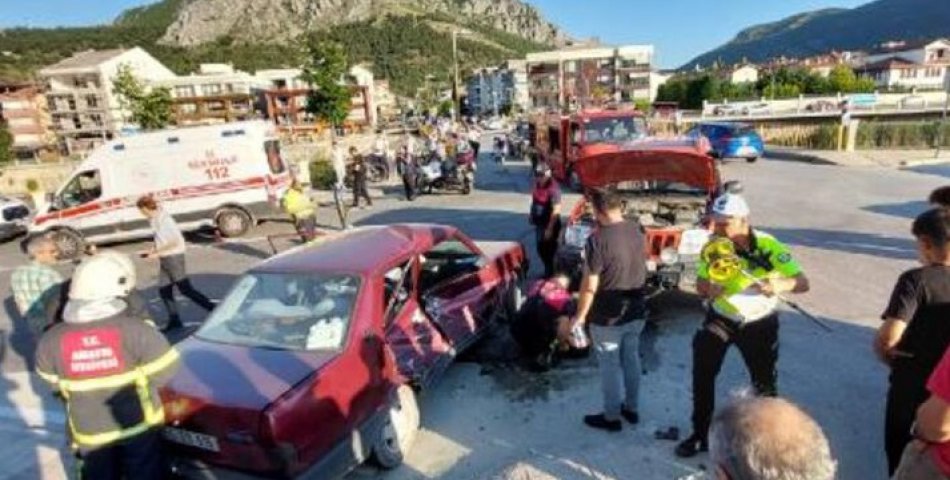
{"left": 709, "top": 395, "right": 837, "bottom": 480}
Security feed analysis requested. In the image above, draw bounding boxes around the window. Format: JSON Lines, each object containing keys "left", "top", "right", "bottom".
{"left": 174, "top": 86, "right": 195, "bottom": 98}
{"left": 67, "top": 98, "right": 76, "bottom": 111}
{"left": 196, "top": 273, "right": 359, "bottom": 351}
{"left": 201, "top": 84, "right": 222, "bottom": 96}
{"left": 85, "top": 95, "right": 99, "bottom": 108}
{"left": 207, "top": 101, "right": 226, "bottom": 112}
{"left": 58, "top": 170, "right": 101, "bottom": 208}
{"left": 179, "top": 103, "right": 197, "bottom": 114}
{"left": 583, "top": 116, "right": 647, "bottom": 144}
{"left": 383, "top": 261, "right": 414, "bottom": 325}
{"left": 90, "top": 114, "right": 103, "bottom": 127}
{"left": 264, "top": 140, "right": 286, "bottom": 174}
{"left": 419, "top": 240, "right": 483, "bottom": 292}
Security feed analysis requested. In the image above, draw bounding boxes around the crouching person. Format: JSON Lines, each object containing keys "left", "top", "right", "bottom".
{"left": 510, "top": 273, "right": 575, "bottom": 370}
{"left": 35, "top": 252, "right": 180, "bottom": 480}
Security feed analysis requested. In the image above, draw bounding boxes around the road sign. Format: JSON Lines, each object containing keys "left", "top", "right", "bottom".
{"left": 847, "top": 94, "right": 877, "bottom": 107}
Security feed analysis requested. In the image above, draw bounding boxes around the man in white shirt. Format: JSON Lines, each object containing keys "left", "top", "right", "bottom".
{"left": 136, "top": 196, "right": 214, "bottom": 332}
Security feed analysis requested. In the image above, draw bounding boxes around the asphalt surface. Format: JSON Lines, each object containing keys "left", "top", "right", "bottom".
{"left": 0, "top": 142, "right": 948, "bottom": 479}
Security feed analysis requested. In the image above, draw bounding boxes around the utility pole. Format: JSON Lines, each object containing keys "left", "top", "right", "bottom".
{"left": 452, "top": 30, "right": 460, "bottom": 123}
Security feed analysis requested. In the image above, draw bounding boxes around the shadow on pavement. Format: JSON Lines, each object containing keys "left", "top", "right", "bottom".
{"left": 863, "top": 200, "right": 929, "bottom": 221}
{"left": 765, "top": 227, "right": 917, "bottom": 260}
{"left": 903, "top": 164, "right": 950, "bottom": 180}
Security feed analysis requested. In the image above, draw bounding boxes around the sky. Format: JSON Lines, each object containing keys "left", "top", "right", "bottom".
{"left": 0, "top": 0, "right": 871, "bottom": 68}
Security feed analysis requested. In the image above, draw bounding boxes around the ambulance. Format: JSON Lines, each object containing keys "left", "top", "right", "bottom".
{"left": 30, "top": 121, "right": 292, "bottom": 258}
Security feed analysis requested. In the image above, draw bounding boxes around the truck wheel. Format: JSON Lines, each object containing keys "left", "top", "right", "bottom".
{"left": 51, "top": 229, "right": 84, "bottom": 261}
{"left": 368, "top": 164, "right": 387, "bottom": 183}
{"left": 216, "top": 208, "right": 251, "bottom": 238}
{"left": 372, "top": 385, "right": 419, "bottom": 469}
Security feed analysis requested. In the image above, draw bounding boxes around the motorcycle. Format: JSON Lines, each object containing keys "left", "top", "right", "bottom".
{"left": 417, "top": 150, "right": 476, "bottom": 195}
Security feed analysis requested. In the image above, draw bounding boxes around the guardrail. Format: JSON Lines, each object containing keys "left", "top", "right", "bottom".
{"left": 680, "top": 104, "right": 949, "bottom": 123}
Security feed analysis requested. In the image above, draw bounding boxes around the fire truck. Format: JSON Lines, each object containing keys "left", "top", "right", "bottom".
{"left": 531, "top": 107, "right": 649, "bottom": 188}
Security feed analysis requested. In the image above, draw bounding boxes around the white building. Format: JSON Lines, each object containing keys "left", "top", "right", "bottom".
{"left": 151, "top": 63, "right": 266, "bottom": 125}
{"left": 858, "top": 39, "right": 950, "bottom": 91}
{"left": 726, "top": 64, "right": 759, "bottom": 84}
{"left": 38, "top": 47, "right": 176, "bottom": 155}
{"left": 526, "top": 43, "right": 655, "bottom": 110}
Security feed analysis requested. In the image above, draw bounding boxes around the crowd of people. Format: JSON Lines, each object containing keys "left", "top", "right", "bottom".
{"left": 10, "top": 116, "right": 950, "bottom": 478}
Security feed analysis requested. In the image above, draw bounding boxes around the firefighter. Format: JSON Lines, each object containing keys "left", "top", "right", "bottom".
{"left": 675, "top": 192, "right": 810, "bottom": 457}
{"left": 35, "top": 252, "right": 180, "bottom": 480}
{"left": 281, "top": 179, "right": 317, "bottom": 242}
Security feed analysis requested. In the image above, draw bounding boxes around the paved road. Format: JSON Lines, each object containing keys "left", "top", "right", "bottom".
{"left": 0, "top": 146, "right": 947, "bottom": 479}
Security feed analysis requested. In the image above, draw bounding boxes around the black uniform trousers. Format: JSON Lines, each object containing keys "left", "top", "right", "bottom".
{"left": 885, "top": 368, "right": 931, "bottom": 475}
{"left": 690, "top": 310, "right": 780, "bottom": 439}
{"left": 535, "top": 220, "right": 561, "bottom": 279}
{"left": 78, "top": 429, "right": 164, "bottom": 480}
{"left": 352, "top": 172, "right": 372, "bottom": 207}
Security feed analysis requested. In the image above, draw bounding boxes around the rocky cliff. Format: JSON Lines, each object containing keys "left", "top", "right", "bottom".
{"left": 158, "top": 0, "right": 565, "bottom": 46}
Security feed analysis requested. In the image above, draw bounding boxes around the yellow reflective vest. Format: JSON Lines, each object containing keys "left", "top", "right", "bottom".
{"left": 35, "top": 313, "right": 180, "bottom": 449}
{"left": 281, "top": 188, "right": 315, "bottom": 219}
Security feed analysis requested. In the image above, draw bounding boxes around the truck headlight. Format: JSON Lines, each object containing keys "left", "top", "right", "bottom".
{"left": 660, "top": 248, "right": 680, "bottom": 265}
{"left": 563, "top": 224, "right": 593, "bottom": 249}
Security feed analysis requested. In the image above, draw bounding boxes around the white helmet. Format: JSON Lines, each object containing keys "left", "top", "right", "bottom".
{"left": 711, "top": 193, "right": 750, "bottom": 218}
{"left": 70, "top": 251, "right": 137, "bottom": 301}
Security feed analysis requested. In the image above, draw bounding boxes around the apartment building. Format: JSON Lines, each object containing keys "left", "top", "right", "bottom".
{"left": 152, "top": 64, "right": 264, "bottom": 125}
{"left": 858, "top": 38, "right": 950, "bottom": 91}
{"left": 258, "top": 65, "right": 376, "bottom": 132}
{"left": 38, "top": 47, "right": 176, "bottom": 155}
{"left": 0, "top": 83, "right": 56, "bottom": 161}
{"left": 465, "top": 59, "right": 529, "bottom": 116}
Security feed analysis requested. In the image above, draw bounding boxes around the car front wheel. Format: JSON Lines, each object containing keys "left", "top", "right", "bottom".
{"left": 372, "top": 385, "right": 420, "bottom": 469}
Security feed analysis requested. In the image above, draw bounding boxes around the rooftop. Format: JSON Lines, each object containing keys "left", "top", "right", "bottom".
{"left": 40, "top": 49, "right": 127, "bottom": 73}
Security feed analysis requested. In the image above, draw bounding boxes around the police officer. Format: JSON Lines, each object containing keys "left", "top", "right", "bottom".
{"left": 675, "top": 192, "right": 810, "bottom": 457}
{"left": 281, "top": 179, "right": 317, "bottom": 242}
{"left": 529, "top": 163, "right": 562, "bottom": 278}
{"left": 35, "top": 251, "right": 180, "bottom": 480}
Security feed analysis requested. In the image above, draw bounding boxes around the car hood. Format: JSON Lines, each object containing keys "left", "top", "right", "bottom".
{"left": 162, "top": 337, "right": 339, "bottom": 412}
{"left": 576, "top": 143, "right": 718, "bottom": 193}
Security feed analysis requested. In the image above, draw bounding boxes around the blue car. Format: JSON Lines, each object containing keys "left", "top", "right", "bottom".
{"left": 687, "top": 122, "right": 764, "bottom": 163}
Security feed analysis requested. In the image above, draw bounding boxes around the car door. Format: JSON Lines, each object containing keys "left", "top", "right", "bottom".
{"left": 382, "top": 257, "right": 454, "bottom": 388}
{"left": 419, "top": 237, "right": 502, "bottom": 353}
{"left": 49, "top": 168, "right": 116, "bottom": 237}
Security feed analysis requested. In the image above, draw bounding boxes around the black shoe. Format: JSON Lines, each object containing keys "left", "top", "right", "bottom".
{"left": 583, "top": 414, "right": 622, "bottom": 432}
{"left": 620, "top": 406, "right": 639, "bottom": 425}
{"left": 675, "top": 433, "right": 708, "bottom": 458}
{"left": 162, "top": 319, "right": 184, "bottom": 333}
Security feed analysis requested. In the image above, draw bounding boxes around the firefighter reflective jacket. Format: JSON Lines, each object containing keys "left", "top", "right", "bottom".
{"left": 281, "top": 188, "right": 315, "bottom": 219}
{"left": 35, "top": 311, "right": 180, "bottom": 449}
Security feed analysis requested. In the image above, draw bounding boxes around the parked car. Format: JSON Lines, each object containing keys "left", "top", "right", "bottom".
{"left": 160, "top": 224, "right": 527, "bottom": 479}
{"left": 555, "top": 141, "right": 721, "bottom": 291}
{"left": 0, "top": 195, "right": 31, "bottom": 242}
{"left": 686, "top": 122, "right": 764, "bottom": 162}
{"left": 742, "top": 103, "right": 772, "bottom": 116}
{"left": 711, "top": 104, "right": 742, "bottom": 116}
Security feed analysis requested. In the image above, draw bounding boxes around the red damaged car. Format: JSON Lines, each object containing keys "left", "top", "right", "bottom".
{"left": 160, "top": 224, "right": 527, "bottom": 479}
{"left": 555, "top": 140, "right": 722, "bottom": 290}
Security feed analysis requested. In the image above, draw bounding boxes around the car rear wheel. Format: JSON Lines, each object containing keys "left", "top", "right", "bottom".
{"left": 372, "top": 385, "right": 420, "bottom": 469}
{"left": 50, "top": 229, "right": 84, "bottom": 261}
{"left": 746, "top": 157, "right": 759, "bottom": 163}
{"left": 216, "top": 208, "right": 252, "bottom": 238}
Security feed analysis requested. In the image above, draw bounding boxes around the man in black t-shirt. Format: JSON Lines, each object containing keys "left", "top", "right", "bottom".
{"left": 570, "top": 189, "right": 648, "bottom": 432}
{"left": 876, "top": 207, "right": 950, "bottom": 475}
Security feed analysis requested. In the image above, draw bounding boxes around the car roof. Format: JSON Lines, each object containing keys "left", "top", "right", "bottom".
{"left": 252, "top": 224, "right": 458, "bottom": 275}
{"left": 696, "top": 121, "right": 751, "bottom": 129}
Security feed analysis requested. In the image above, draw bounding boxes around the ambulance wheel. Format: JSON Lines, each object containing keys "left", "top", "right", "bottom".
{"left": 50, "top": 229, "right": 84, "bottom": 261}
{"left": 216, "top": 208, "right": 251, "bottom": 238}
{"left": 372, "top": 385, "right": 419, "bottom": 469}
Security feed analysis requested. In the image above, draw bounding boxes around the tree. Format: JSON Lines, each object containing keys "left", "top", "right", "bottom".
{"left": 0, "top": 121, "right": 12, "bottom": 164}
{"left": 301, "top": 40, "right": 352, "bottom": 132}
{"left": 112, "top": 63, "right": 173, "bottom": 130}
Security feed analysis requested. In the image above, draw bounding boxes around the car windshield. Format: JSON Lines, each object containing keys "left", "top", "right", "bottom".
{"left": 584, "top": 116, "right": 647, "bottom": 144}
{"left": 729, "top": 125, "right": 755, "bottom": 135}
{"left": 196, "top": 272, "right": 360, "bottom": 351}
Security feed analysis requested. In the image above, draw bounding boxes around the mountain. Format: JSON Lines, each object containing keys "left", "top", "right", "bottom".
{"left": 0, "top": 0, "right": 563, "bottom": 97}
{"left": 683, "top": 0, "right": 950, "bottom": 70}
{"left": 153, "top": 0, "right": 565, "bottom": 47}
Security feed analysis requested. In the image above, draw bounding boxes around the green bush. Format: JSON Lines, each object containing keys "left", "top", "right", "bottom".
{"left": 310, "top": 159, "right": 337, "bottom": 191}
{"left": 856, "top": 121, "right": 950, "bottom": 149}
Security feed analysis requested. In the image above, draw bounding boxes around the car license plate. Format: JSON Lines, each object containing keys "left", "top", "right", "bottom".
{"left": 736, "top": 146, "right": 757, "bottom": 156}
{"left": 163, "top": 427, "right": 220, "bottom": 452}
